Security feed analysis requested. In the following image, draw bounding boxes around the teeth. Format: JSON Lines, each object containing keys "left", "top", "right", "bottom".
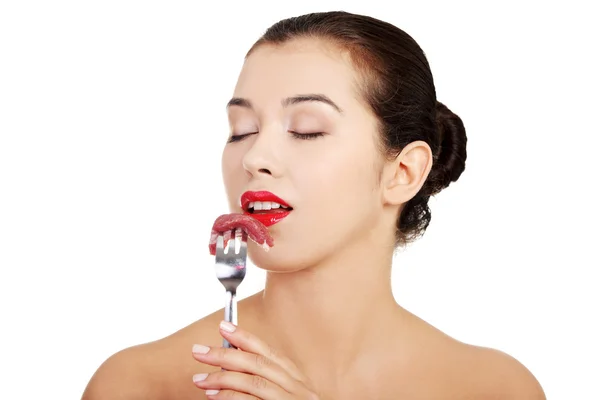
{"left": 247, "top": 201, "right": 289, "bottom": 211}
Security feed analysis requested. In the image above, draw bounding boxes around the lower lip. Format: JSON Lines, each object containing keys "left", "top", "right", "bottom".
{"left": 244, "top": 210, "right": 291, "bottom": 227}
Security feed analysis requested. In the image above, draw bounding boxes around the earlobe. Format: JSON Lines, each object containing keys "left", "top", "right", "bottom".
{"left": 382, "top": 141, "right": 433, "bottom": 206}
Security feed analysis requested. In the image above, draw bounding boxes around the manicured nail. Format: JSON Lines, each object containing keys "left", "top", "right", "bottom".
{"left": 220, "top": 321, "right": 236, "bottom": 333}
{"left": 206, "top": 389, "right": 220, "bottom": 395}
{"left": 193, "top": 373, "right": 208, "bottom": 383}
{"left": 192, "top": 344, "right": 210, "bottom": 354}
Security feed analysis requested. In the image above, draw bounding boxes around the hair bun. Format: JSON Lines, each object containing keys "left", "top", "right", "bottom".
{"left": 426, "top": 101, "right": 468, "bottom": 195}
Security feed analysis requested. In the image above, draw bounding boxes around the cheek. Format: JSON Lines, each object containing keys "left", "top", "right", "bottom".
{"left": 299, "top": 143, "right": 380, "bottom": 219}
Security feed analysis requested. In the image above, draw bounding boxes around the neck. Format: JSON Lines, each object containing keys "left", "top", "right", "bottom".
{"left": 251, "top": 238, "right": 400, "bottom": 381}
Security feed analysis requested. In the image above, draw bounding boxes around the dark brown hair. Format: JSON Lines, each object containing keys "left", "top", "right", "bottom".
{"left": 247, "top": 11, "right": 467, "bottom": 245}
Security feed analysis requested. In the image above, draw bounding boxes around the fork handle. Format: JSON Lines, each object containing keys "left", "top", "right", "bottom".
{"left": 223, "top": 290, "right": 237, "bottom": 349}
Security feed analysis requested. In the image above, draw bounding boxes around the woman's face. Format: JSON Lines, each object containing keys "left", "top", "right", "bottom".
{"left": 222, "top": 38, "right": 388, "bottom": 271}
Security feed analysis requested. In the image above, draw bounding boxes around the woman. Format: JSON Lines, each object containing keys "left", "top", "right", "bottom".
{"left": 82, "top": 11, "right": 545, "bottom": 400}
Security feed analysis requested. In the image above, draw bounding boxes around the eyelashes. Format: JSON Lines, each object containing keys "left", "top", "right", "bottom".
{"left": 227, "top": 133, "right": 256, "bottom": 143}
{"left": 227, "top": 131, "right": 325, "bottom": 143}
{"left": 291, "top": 131, "right": 325, "bottom": 140}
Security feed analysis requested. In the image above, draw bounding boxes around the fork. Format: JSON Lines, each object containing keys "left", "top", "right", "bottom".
{"left": 214, "top": 227, "right": 248, "bottom": 349}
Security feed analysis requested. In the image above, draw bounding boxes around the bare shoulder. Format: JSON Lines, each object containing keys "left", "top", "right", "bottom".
{"left": 463, "top": 344, "right": 546, "bottom": 400}
{"left": 390, "top": 311, "right": 546, "bottom": 399}
{"left": 81, "top": 341, "right": 166, "bottom": 400}
{"left": 81, "top": 308, "right": 227, "bottom": 400}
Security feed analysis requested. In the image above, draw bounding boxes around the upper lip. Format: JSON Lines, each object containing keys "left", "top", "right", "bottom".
{"left": 240, "top": 191, "right": 292, "bottom": 211}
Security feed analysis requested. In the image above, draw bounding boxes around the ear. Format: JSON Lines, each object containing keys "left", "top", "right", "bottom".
{"left": 381, "top": 141, "right": 433, "bottom": 206}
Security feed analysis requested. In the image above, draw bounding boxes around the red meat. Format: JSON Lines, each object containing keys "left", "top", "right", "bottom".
{"left": 209, "top": 213, "right": 274, "bottom": 255}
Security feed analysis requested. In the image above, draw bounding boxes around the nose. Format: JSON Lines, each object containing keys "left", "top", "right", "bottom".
{"left": 242, "top": 127, "right": 282, "bottom": 178}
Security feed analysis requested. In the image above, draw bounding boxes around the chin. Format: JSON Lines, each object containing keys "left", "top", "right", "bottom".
{"left": 247, "top": 240, "right": 320, "bottom": 273}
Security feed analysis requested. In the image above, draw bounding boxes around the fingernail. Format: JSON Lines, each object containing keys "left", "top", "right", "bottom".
{"left": 193, "top": 373, "right": 208, "bottom": 383}
{"left": 206, "top": 389, "right": 220, "bottom": 395}
{"left": 220, "top": 321, "right": 236, "bottom": 333}
{"left": 192, "top": 344, "right": 210, "bottom": 354}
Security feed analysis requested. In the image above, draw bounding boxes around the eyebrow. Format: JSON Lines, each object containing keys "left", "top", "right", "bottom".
{"left": 226, "top": 94, "right": 343, "bottom": 113}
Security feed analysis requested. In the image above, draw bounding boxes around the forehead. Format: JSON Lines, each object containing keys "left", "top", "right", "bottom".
{"left": 233, "top": 39, "right": 360, "bottom": 108}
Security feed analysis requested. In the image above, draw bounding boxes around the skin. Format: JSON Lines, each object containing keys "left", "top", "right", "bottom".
{"left": 82, "top": 38, "right": 546, "bottom": 399}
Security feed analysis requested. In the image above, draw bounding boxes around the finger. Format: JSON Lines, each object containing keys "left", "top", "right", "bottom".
{"left": 192, "top": 344, "right": 299, "bottom": 394}
{"left": 193, "top": 370, "right": 292, "bottom": 400}
{"left": 218, "top": 321, "right": 306, "bottom": 382}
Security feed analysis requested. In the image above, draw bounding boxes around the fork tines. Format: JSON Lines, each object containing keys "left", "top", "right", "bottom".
{"left": 215, "top": 228, "right": 248, "bottom": 256}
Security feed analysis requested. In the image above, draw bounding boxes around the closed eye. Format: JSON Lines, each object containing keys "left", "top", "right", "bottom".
{"left": 228, "top": 131, "right": 325, "bottom": 143}
{"left": 290, "top": 131, "right": 325, "bottom": 140}
{"left": 227, "top": 132, "right": 257, "bottom": 143}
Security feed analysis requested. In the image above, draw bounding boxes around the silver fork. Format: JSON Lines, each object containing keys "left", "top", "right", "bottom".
{"left": 214, "top": 228, "right": 248, "bottom": 349}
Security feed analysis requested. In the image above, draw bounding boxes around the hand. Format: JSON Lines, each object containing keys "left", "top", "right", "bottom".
{"left": 191, "top": 320, "right": 320, "bottom": 400}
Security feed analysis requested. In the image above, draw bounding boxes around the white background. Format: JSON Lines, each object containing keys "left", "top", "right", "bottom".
{"left": 1, "top": 1, "right": 598, "bottom": 399}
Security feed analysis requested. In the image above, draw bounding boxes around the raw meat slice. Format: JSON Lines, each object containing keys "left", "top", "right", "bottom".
{"left": 209, "top": 213, "right": 274, "bottom": 255}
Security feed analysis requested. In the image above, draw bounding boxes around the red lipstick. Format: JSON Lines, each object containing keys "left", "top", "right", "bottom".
{"left": 240, "top": 191, "right": 292, "bottom": 227}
